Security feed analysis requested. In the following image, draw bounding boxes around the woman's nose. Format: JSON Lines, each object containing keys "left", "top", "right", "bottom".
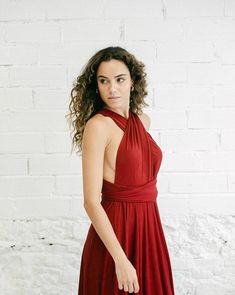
{"left": 109, "top": 81, "right": 116, "bottom": 93}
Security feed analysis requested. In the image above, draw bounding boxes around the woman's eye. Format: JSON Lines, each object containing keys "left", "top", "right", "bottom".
{"left": 100, "top": 79, "right": 107, "bottom": 84}
{"left": 99, "top": 78, "right": 124, "bottom": 84}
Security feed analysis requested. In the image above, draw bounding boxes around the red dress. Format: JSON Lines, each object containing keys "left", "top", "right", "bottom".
{"left": 78, "top": 108, "right": 175, "bottom": 295}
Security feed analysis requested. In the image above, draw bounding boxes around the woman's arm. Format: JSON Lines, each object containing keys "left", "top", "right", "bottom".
{"left": 81, "top": 115, "right": 127, "bottom": 264}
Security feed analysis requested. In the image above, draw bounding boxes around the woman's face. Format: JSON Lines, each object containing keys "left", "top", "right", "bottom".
{"left": 96, "top": 59, "right": 133, "bottom": 109}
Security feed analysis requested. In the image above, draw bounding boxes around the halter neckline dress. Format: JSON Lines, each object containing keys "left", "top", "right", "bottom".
{"left": 78, "top": 108, "right": 175, "bottom": 295}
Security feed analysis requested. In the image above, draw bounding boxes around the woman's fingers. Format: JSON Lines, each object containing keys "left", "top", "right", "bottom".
{"left": 115, "top": 258, "right": 140, "bottom": 293}
{"left": 133, "top": 279, "right": 140, "bottom": 293}
{"left": 123, "top": 282, "right": 134, "bottom": 293}
{"left": 123, "top": 282, "right": 128, "bottom": 292}
{"left": 119, "top": 282, "right": 139, "bottom": 293}
{"left": 118, "top": 282, "right": 124, "bottom": 290}
{"left": 118, "top": 283, "right": 139, "bottom": 293}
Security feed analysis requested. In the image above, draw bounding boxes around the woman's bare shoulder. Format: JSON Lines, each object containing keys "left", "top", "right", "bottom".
{"left": 137, "top": 112, "right": 151, "bottom": 131}
{"left": 83, "top": 113, "right": 111, "bottom": 146}
{"left": 87, "top": 113, "right": 113, "bottom": 130}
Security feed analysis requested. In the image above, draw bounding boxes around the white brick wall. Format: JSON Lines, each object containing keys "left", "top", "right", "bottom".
{"left": 0, "top": 0, "right": 235, "bottom": 294}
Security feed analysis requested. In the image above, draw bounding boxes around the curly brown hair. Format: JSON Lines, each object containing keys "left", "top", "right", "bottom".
{"left": 66, "top": 46, "right": 149, "bottom": 156}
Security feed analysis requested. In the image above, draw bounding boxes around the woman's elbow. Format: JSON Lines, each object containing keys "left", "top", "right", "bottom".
{"left": 83, "top": 197, "right": 101, "bottom": 208}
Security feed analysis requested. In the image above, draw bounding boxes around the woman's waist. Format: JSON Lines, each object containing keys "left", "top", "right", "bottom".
{"left": 101, "top": 178, "right": 158, "bottom": 202}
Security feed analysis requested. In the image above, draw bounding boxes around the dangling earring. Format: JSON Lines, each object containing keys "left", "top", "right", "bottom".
{"left": 96, "top": 89, "right": 98, "bottom": 93}
{"left": 130, "top": 86, "right": 134, "bottom": 103}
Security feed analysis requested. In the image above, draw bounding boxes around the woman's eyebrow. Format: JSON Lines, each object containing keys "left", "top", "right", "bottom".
{"left": 97, "top": 74, "right": 127, "bottom": 78}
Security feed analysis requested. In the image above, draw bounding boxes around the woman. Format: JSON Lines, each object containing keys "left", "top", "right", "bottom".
{"left": 67, "top": 46, "right": 175, "bottom": 294}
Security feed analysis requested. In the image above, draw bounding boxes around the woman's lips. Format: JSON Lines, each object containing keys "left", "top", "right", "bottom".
{"left": 108, "top": 96, "right": 120, "bottom": 99}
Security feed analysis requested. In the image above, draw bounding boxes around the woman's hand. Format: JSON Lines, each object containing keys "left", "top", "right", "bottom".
{"left": 115, "top": 258, "right": 140, "bottom": 293}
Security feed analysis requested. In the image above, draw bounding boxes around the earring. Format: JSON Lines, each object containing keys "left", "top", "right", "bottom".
{"left": 96, "top": 89, "right": 98, "bottom": 93}
{"left": 131, "top": 86, "right": 134, "bottom": 92}
{"left": 130, "top": 91, "right": 133, "bottom": 103}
